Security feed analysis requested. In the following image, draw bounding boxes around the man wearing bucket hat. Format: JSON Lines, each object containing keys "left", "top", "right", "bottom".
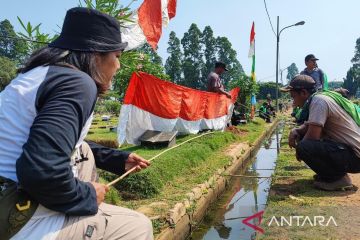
{"left": 300, "top": 54, "right": 325, "bottom": 90}
{"left": 0, "top": 7, "right": 152, "bottom": 240}
{"left": 281, "top": 75, "right": 360, "bottom": 191}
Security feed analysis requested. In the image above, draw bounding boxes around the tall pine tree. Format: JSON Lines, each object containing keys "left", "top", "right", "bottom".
{"left": 351, "top": 38, "right": 360, "bottom": 69}
{"left": 181, "top": 23, "right": 204, "bottom": 89}
{"left": 0, "top": 19, "right": 27, "bottom": 63}
{"left": 343, "top": 37, "right": 360, "bottom": 96}
{"left": 138, "top": 43, "right": 163, "bottom": 65}
{"left": 200, "top": 26, "right": 217, "bottom": 89}
{"left": 165, "top": 31, "right": 183, "bottom": 83}
{"left": 216, "top": 36, "right": 244, "bottom": 89}
{"left": 343, "top": 67, "right": 359, "bottom": 96}
{"left": 286, "top": 63, "right": 299, "bottom": 82}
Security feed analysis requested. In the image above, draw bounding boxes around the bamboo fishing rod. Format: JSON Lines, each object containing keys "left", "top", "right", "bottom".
{"left": 106, "top": 131, "right": 214, "bottom": 187}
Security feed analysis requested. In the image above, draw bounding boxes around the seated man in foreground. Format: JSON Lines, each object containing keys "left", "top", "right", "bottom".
{"left": 281, "top": 75, "right": 360, "bottom": 191}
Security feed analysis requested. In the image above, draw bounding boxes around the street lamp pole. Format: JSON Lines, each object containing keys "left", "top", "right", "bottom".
{"left": 276, "top": 16, "right": 280, "bottom": 112}
{"left": 275, "top": 16, "right": 305, "bottom": 112}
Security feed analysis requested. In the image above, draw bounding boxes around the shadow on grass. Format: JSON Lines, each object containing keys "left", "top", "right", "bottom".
{"left": 252, "top": 120, "right": 261, "bottom": 125}
{"left": 270, "top": 178, "right": 358, "bottom": 198}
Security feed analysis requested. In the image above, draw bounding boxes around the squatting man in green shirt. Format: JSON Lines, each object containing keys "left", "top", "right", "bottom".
{"left": 281, "top": 75, "right": 360, "bottom": 191}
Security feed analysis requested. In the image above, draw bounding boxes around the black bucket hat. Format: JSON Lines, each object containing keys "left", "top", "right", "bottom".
{"left": 49, "top": 7, "right": 128, "bottom": 52}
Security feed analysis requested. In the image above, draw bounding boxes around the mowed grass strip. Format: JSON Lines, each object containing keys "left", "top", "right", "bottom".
{"left": 114, "top": 131, "right": 238, "bottom": 199}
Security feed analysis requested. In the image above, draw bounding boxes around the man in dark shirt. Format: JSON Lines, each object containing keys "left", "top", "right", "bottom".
{"left": 300, "top": 54, "right": 325, "bottom": 90}
{"left": 207, "top": 61, "right": 231, "bottom": 98}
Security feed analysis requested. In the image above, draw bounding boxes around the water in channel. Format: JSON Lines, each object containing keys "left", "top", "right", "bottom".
{"left": 189, "top": 124, "right": 284, "bottom": 240}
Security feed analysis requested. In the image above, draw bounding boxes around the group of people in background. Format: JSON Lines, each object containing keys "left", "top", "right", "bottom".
{"left": 207, "top": 52, "right": 360, "bottom": 193}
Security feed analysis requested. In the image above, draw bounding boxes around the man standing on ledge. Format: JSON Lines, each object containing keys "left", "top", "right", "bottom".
{"left": 207, "top": 61, "right": 232, "bottom": 98}
{"left": 300, "top": 54, "right": 325, "bottom": 90}
{"left": 282, "top": 75, "right": 360, "bottom": 191}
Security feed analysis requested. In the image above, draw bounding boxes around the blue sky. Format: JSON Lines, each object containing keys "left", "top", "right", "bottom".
{"left": 1, "top": 0, "right": 360, "bottom": 84}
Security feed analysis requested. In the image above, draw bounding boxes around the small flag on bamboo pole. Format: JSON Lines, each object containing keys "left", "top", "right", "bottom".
{"left": 248, "top": 22, "right": 256, "bottom": 119}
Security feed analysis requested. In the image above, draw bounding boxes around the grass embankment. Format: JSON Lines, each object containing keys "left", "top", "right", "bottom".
{"left": 258, "top": 119, "right": 359, "bottom": 240}
{"left": 86, "top": 115, "right": 271, "bottom": 234}
{"left": 100, "top": 119, "right": 266, "bottom": 202}
{"left": 86, "top": 116, "right": 118, "bottom": 148}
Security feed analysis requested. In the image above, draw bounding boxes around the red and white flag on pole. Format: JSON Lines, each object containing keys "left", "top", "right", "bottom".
{"left": 122, "top": 0, "right": 177, "bottom": 50}
{"left": 117, "top": 72, "right": 240, "bottom": 145}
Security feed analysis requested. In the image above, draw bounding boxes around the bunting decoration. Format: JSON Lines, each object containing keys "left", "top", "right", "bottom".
{"left": 117, "top": 72, "right": 240, "bottom": 145}
{"left": 121, "top": 0, "right": 177, "bottom": 50}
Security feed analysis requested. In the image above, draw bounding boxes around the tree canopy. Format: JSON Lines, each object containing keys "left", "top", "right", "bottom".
{"left": 343, "top": 37, "right": 360, "bottom": 96}
{"left": 181, "top": 23, "right": 204, "bottom": 88}
{"left": 286, "top": 63, "right": 299, "bottom": 82}
{"left": 257, "top": 82, "right": 282, "bottom": 100}
{"left": 164, "top": 24, "right": 245, "bottom": 90}
{"left": 165, "top": 31, "right": 183, "bottom": 84}
{"left": 0, "top": 56, "right": 17, "bottom": 91}
{"left": 0, "top": 19, "right": 27, "bottom": 64}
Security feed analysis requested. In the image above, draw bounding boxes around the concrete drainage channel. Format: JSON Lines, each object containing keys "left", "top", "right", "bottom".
{"left": 189, "top": 122, "right": 284, "bottom": 240}
{"left": 156, "top": 120, "right": 281, "bottom": 240}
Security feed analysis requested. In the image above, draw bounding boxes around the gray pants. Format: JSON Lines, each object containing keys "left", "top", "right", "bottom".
{"left": 13, "top": 142, "right": 153, "bottom": 240}
{"left": 56, "top": 142, "right": 153, "bottom": 240}
{"left": 296, "top": 139, "right": 360, "bottom": 182}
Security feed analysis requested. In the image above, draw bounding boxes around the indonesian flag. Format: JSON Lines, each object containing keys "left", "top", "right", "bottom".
{"left": 117, "top": 72, "right": 240, "bottom": 145}
{"left": 121, "top": 0, "right": 177, "bottom": 51}
{"left": 249, "top": 22, "right": 256, "bottom": 118}
{"left": 248, "top": 21, "right": 256, "bottom": 82}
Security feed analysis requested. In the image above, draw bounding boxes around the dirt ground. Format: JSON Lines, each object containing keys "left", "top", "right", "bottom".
{"left": 258, "top": 120, "right": 360, "bottom": 240}
{"left": 269, "top": 173, "right": 360, "bottom": 206}
{"left": 225, "top": 125, "right": 249, "bottom": 136}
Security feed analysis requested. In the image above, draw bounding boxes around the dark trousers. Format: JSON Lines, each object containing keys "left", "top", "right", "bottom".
{"left": 296, "top": 139, "right": 360, "bottom": 182}
{"left": 259, "top": 112, "right": 271, "bottom": 123}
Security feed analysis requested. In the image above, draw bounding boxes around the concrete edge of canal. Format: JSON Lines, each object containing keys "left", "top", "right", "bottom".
{"left": 156, "top": 119, "right": 280, "bottom": 240}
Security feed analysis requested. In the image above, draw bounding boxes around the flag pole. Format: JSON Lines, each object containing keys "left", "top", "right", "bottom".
{"left": 249, "top": 22, "right": 256, "bottom": 119}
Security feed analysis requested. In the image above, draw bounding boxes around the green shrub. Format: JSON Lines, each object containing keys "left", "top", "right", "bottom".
{"left": 104, "top": 100, "right": 121, "bottom": 114}
{"left": 94, "top": 100, "right": 121, "bottom": 115}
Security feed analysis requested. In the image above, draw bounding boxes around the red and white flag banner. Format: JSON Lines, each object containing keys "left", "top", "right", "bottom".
{"left": 121, "top": 0, "right": 177, "bottom": 50}
{"left": 117, "top": 72, "right": 240, "bottom": 145}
